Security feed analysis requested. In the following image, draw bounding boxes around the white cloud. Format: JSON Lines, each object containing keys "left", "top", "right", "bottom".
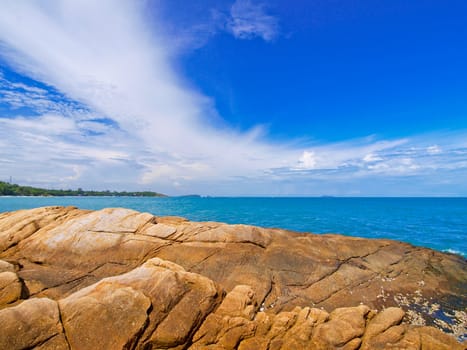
{"left": 289, "top": 139, "right": 408, "bottom": 172}
{"left": 226, "top": 0, "right": 279, "bottom": 41}
{"left": 297, "top": 151, "right": 317, "bottom": 169}
{"left": 427, "top": 145, "right": 442, "bottom": 155}
{"left": 0, "top": 1, "right": 466, "bottom": 195}
{"left": 366, "top": 157, "right": 420, "bottom": 174}
{"left": 0, "top": 1, "right": 289, "bottom": 188}
{"left": 0, "top": 72, "right": 89, "bottom": 116}
{"left": 363, "top": 153, "right": 383, "bottom": 162}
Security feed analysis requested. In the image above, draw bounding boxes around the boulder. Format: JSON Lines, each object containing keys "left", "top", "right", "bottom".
{"left": 0, "top": 271, "right": 22, "bottom": 306}
{"left": 0, "top": 297, "right": 68, "bottom": 350}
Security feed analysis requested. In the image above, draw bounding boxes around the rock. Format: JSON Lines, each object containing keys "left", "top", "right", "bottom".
{"left": 0, "top": 259, "right": 15, "bottom": 272}
{"left": 194, "top": 296, "right": 465, "bottom": 350}
{"left": 0, "top": 206, "right": 465, "bottom": 349}
{"left": 137, "top": 259, "right": 222, "bottom": 349}
{"left": 360, "top": 323, "right": 465, "bottom": 350}
{"left": 310, "top": 305, "right": 370, "bottom": 348}
{"left": 0, "top": 206, "right": 84, "bottom": 253}
{"left": 60, "top": 257, "right": 222, "bottom": 350}
{"left": 17, "top": 208, "right": 157, "bottom": 268}
{"left": 0, "top": 297, "right": 68, "bottom": 350}
{"left": 60, "top": 282, "right": 151, "bottom": 350}
{"left": 215, "top": 285, "right": 257, "bottom": 319}
{"left": 191, "top": 285, "right": 258, "bottom": 349}
{"left": 361, "top": 307, "right": 406, "bottom": 344}
{"left": 0, "top": 271, "right": 22, "bottom": 306}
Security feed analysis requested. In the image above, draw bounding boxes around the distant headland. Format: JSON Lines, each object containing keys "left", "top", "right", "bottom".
{"left": 0, "top": 181, "right": 166, "bottom": 197}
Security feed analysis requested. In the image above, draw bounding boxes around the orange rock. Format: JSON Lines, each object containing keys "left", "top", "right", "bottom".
{"left": 0, "top": 206, "right": 465, "bottom": 349}
{"left": 0, "top": 298, "right": 68, "bottom": 350}
{"left": 0, "top": 271, "right": 22, "bottom": 306}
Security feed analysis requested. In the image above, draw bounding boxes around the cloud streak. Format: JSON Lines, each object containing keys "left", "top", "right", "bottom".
{"left": 0, "top": 0, "right": 466, "bottom": 195}
{"left": 226, "top": 0, "right": 279, "bottom": 41}
{"left": 0, "top": 0, "right": 293, "bottom": 192}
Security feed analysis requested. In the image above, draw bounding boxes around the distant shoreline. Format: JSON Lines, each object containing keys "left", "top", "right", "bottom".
{"left": 0, "top": 181, "right": 166, "bottom": 197}
{"left": 0, "top": 195, "right": 168, "bottom": 198}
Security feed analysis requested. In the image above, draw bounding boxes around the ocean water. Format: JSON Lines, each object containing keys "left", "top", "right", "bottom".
{"left": 0, "top": 196, "right": 466, "bottom": 258}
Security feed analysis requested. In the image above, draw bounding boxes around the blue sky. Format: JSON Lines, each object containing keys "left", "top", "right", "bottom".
{"left": 0, "top": 0, "right": 466, "bottom": 196}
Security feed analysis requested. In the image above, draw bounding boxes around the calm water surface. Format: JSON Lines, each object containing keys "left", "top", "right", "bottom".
{"left": 0, "top": 196, "right": 465, "bottom": 257}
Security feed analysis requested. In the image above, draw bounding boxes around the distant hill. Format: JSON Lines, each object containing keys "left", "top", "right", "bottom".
{"left": 0, "top": 181, "right": 166, "bottom": 197}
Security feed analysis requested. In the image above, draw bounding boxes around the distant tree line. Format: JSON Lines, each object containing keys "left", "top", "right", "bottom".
{"left": 0, "top": 181, "right": 166, "bottom": 197}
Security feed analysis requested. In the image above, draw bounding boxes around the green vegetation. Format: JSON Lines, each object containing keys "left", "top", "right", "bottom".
{"left": 0, "top": 181, "right": 166, "bottom": 197}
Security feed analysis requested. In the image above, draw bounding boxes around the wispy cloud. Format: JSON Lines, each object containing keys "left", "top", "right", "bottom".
{"left": 0, "top": 73, "right": 88, "bottom": 116}
{"left": 157, "top": 0, "right": 280, "bottom": 53}
{"left": 225, "top": 0, "right": 279, "bottom": 41}
{"left": 0, "top": 1, "right": 466, "bottom": 195}
{"left": 0, "top": 0, "right": 289, "bottom": 191}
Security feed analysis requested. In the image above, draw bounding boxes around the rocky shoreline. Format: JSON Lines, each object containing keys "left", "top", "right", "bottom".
{"left": 0, "top": 206, "right": 465, "bottom": 349}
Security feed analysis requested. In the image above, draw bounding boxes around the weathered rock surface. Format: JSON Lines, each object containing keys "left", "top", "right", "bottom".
{"left": 0, "top": 206, "right": 465, "bottom": 349}
{"left": 0, "top": 297, "right": 68, "bottom": 350}
{"left": 0, "top": 270, "right": 22, "bottom": 306}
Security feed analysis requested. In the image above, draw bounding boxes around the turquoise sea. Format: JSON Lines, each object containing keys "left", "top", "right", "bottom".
{"left": 0, "top": 196, "right": 466, "bottom": 258}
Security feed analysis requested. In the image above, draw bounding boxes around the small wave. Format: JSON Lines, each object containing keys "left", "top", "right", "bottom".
{"left": 443, "top": 248, "right": 466, "bottom": 258}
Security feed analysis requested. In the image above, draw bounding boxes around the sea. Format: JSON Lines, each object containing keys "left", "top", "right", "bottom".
{"left": 0, "top": 196, "right": 466, "bottom": 258}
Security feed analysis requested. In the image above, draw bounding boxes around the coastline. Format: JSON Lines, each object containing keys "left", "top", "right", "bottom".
{"left": 0, "top": 206, "right": 465, "bottom": 348}
{"left": 1, "top": 197, "right": 465, "bottom": 259}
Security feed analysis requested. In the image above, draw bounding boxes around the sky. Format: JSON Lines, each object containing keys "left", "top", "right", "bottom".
{"left": 0, "top": 0, "right": 466, "bottom": 196}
